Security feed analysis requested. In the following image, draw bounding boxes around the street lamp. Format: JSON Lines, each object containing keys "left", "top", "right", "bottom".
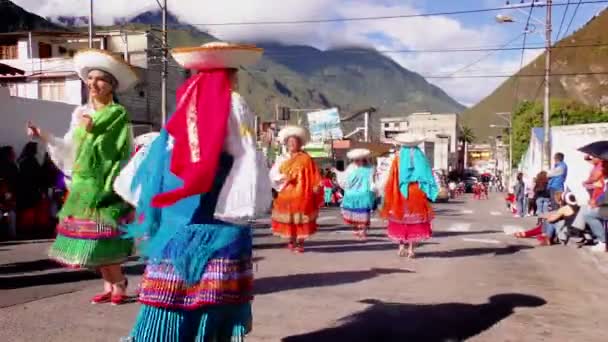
{"left": 496, "top": 0, "right": 552, "bottom": 170}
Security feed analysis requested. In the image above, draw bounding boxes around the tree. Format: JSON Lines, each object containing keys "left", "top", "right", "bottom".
{"left": 510, "top": 99, "right": 608, "bottom": 167}
{"left": 460, "top": 125, "right": 476, "bottom": 168}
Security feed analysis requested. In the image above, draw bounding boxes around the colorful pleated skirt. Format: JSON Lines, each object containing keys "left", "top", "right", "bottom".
{"left": 48, "top": 216, "right": 132, "bottom": 269}
{"left": 271, "top": 211, "right": 318, "bottom": 240}
{"left": 341, "top": 190, "right": 375, "bottom": 227}
{"left": 341, "top": 208, "right": 372, "bottom": 226}
{"left": 130, "top": 224, "right": 253, "bottom": 342}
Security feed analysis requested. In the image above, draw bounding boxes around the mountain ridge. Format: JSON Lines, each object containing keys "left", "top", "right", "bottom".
{"left": 0, "top": 2, "right": 466, "bottom": 140}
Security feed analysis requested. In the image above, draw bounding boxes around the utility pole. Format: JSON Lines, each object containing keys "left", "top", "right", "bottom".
{"left": 161, "top": 0, "right": 168, "bottom": 124}
{"left": 88, "top": 0, "right": 94, "bottom": 48}
{"left": 543, "top": 0, "right": 552, "bottom": 170}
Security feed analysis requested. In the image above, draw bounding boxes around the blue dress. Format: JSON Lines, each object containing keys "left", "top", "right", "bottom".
{"left": 128, "top": 132, "right": 252, "bottom": 341}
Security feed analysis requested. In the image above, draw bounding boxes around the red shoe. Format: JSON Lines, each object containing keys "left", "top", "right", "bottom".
{"left": 110, "top": 279, "right": 129, "bottom": 306}
{"left": 111, "top": 294, "right": 129, "bottom": 306}
{"left": 91, "top": 292, "right": 112, "bottom": 304}
{"left": 294, "top": 245, "right": 304, "bottom": 253}
{"left": 287, "top": 242, "right": 295, "bottom": 251}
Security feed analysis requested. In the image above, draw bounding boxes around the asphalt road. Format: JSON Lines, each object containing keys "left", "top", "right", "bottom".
{"left": 1, "top": 193, "right": 608, "bottom": 341}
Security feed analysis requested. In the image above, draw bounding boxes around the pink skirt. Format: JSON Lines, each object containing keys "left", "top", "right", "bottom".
{"left": 387, "top": 221, "right": 432, "bottom": 243}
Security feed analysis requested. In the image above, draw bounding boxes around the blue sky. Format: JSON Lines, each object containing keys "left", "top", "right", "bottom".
{"left": 13, "top": 0, "right": 608, "bottom": 106}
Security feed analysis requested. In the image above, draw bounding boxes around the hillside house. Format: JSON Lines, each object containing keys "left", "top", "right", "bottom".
{"left": 0, "top": 30, "right": 187, "bottom": 133}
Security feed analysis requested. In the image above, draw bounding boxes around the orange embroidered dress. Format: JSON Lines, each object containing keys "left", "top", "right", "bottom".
{"left": 271, "top": 152, "right": 322, "bottom": 240}
{"left": 380, "top": 147, "right": 437, "bottom": 243}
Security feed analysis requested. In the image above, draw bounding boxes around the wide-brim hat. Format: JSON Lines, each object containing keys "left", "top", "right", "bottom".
{"left": 74, "top": 49, "right": 139, "bottom": 93}
{"left": 347, "top": 148, "right": 371, "bottom": 160}
{"left": 393, "top": 133, "right": 425, "bottom": 146}
{"left": 278, "top": 125, "right": 310, "bottom": 145}
{"left": 563, "top": 191, "right": 577, "bottom": 206}
{"left": 171, "top": 42, "right": 263, "bottom": 71}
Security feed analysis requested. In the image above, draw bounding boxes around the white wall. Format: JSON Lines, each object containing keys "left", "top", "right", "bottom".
{"left": 0, "top": 88, "right": 74, "bottom": 157}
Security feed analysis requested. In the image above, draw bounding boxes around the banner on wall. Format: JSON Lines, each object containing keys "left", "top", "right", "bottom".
{"left": 307, "top": 108, "right": 343, "bottom": 142}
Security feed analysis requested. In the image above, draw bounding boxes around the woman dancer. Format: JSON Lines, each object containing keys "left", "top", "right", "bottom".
{"left": 381, "top": 134, "right": 438, "bottom": 258}
{"left": 27, "top": 49, "right": 137, "bottom": 304}
{"left": 270, "top": 126, "right": 322, "bottom": 253}
{"left": 336, "top": 148, "right": 376, "bottom": 239}
{"left": 118, "top": 42, "right": 272, "bottom": 341}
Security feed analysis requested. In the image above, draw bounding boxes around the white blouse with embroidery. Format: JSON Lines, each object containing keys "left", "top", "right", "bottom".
{"left": 113, "top": 92, "right": 273, "bottom": 221}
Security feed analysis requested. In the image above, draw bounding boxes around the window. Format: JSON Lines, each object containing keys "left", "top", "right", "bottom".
{"left": 384, "top": 123, "right": 390, "bottom": 128}
{"left": 39, "top": 79, "right": 66, "bottom": 102}
{"left": 38, "top": 42, "right": 52, "bottom": 58}
{"left": 0, "top": 44, "right": 18, "bottom": 59}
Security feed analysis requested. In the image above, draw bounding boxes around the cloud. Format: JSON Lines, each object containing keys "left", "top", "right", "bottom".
{"left": 12, "top": 0, "right": 544, "bottom": 106}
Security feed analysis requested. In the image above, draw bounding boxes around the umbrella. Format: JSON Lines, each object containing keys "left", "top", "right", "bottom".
{"left": 578, "top": 140, "right": 608, "bottom": 160}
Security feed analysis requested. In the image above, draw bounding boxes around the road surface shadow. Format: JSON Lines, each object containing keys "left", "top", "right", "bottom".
{"left": 282, "top": 294, "right": 546, "bottom": 342}
{"left": 432, "top": 230, "right": 500, "bottom": 238}
{"left": 0, "top": 259, "right": 61, "bottom": 275}
{"left": 254, "top": 239, "right": 384, "bottom": 250}
{"left": 0, "top": 261, "right": 148, "bottom": 289}
{"left": 415, "top": 245, "right": 533, "bottom": 259}
{"left": 0, "top": 239, "right": 54, "bottom": 246}
{"left": 306, "top": 242, "right": 437, "bottom": 254}
{"left": 255, "top": 268, "right": 413, "bottom": 295}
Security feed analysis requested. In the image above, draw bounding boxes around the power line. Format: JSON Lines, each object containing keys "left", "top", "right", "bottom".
{"left": 564, "top": 0, "right": 584, "bottom": 36}
{"left": 168, "top": 0, "right": 608, "bottom": 27}
{"left": 511, "top": 1, "right": 536, "bottom": 111}
{"left": 445, "top": 33, "right": 525, "bottom": 77}
{"left": 555, "top": 0, "right": 572, "bottom": 40}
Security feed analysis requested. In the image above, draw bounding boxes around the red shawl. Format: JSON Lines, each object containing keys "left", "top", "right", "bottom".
{"left": 151, "top": 70, "right": 232, "bottom": 208}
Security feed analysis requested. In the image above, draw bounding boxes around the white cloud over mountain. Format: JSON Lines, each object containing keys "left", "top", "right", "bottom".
{"left": 13, "top": 0, "right": 545, "bottom": 107}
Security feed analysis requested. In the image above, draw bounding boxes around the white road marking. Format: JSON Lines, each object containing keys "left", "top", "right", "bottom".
{"left": 490, "top": 211, "right": 503, "bottom": 216}
{"left": 462, "top": 238, "right": 502, "bottom": 245}
{"left": 447, "top": 223, "right": 471, "bottom": 232}
{"left": 502, "top": 225, "right": 525, "bottom": 235}
{"left": 317, "top": 216, "right": 336, "bottom": 223}
{"left": 461, "top": 210, "right": 474, "bottom": 214}
{"left": 371, "top": 218, "right": 382, "bottom": 223}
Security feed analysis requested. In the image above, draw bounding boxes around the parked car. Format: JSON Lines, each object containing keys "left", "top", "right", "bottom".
{"left": 464, "top": 177, "right": 478, "bottom": 193}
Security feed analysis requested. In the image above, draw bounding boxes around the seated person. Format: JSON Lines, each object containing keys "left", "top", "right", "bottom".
{"left": 534, "top": 193, "right": 579, "bottom": 246}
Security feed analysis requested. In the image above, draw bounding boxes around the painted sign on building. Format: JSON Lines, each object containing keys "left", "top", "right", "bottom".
{"left": 307, "top": 108, "right": 343, "bottom": 142}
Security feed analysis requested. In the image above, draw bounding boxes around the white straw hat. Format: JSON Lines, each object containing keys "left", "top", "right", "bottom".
{"left": 347, "top": 148, "right": 371, "bottom": 160}
{"left": 171, "top": 42, "right": 263, "bottom": 71}
{"left": 278, "top": 125, "right": 310, "bottom": 145}
{"left": 393, "top": 133, "right": 425, "bottom": 146}
{"left": 74, "top": 49, "right": 139, "bottom": 93}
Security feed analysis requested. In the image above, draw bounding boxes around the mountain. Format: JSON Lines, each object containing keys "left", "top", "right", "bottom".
{"left": 462, "top": 9, "right": 608, "bottom": 141}
{"left": 121, "top": 11, "right": 466, "bottom": 137}
{"left": 1, "top": 2, "right": 466, "bottom": 139}
{"left": 0, "top": 1, "right": 65, "bottom": 32}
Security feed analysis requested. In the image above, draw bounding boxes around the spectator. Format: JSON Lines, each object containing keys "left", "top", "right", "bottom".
{"left": 547, "top": 152, "right": 568, "bottom": 209}
{"left": 0, "top": 178, "right": 16, "bottom": 239}
{"left": 580, "top": 158, "right": 608, "bottom": 253}
{"left": 0, "top": 146, "right": 19, "bottom": 194}
{"left": 16, "top": 142, "right": 43, "bottom": 232}
{"left": 582, "top": 155, "right": 605, "bottom": 205}
{"left": 527, "top": 177, "right": 536, "bottom": 216}
{"left": 535, "top": 171, "right": 551, "bottom": 216}
{"left": 514, "top": 173, "right": 526, "bottom": 218}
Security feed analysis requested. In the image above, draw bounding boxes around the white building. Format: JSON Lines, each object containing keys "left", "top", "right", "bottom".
{"left": 0, "top": 30, "right": 187, "bottom": 134}
{"left": 380, "top": 112, "right": 460, "bottom": 171}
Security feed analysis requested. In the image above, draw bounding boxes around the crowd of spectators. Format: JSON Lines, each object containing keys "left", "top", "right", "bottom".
{"left": 0, "top": 142, "right": 66, "bottom": 240}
